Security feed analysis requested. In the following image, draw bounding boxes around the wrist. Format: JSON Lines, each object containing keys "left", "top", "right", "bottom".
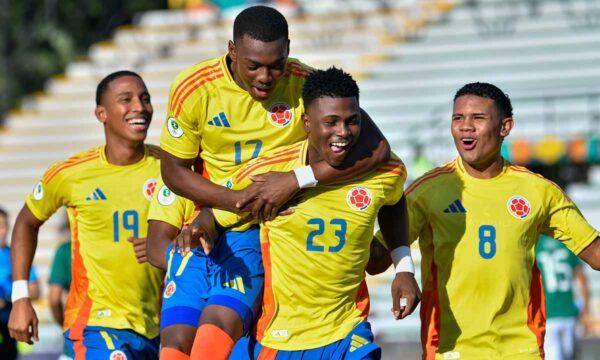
{"left": 390, "top": 246, "right": 415, "bottom": 274}
{"left": 293, "top": 165, "right": 318, "bottom": 189}
{"left": 12, "top": 280, "right": 29, "bottom": 302}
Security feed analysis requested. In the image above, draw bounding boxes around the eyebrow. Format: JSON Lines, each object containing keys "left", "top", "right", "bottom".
{"left": 245, "top": 57, "right": 286, "bottom": 66}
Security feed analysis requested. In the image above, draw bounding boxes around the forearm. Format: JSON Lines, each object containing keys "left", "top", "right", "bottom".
{"left": 161, "top": 154, "right": 239, "bottom": 211}
{"left": 378, "top": 196, "right": 409, "bottom": 250}
{"left": 11, "top": 206, "right": 42, "bottom": 281}
{"left": 147, "top": 220, "right": 179, "bottom": 270}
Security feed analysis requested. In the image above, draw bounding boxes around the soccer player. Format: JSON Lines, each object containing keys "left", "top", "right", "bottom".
{"left": 178, "top": 67, "right": 420, "bottom": 359}
{"left": 154, "top": 6, "right": 390, "bottom": 359}
{"left": 536, "top": 235, "right": 591, "bottom": 360}
{"left": 406, "top": 82, "right": 600, "bottom": 359}
{"left": 8, "top": 71, "right": 164, "bottom": 359}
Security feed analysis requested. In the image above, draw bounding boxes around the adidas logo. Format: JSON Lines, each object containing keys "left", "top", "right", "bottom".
{"left": 443, "top": 199, "right": 466, "bottom": 213}
{"left": 86, "top": 188, "right": 107, "bottom": 201}
{"left": 222, "top": 276, "right": 245, "bottom": 294}
{"left": 207, "top": 112, "right": 230, "bottom": 127}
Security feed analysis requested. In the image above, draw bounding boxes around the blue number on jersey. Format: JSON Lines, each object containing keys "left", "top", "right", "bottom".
{"left": 306, "top": 218, "right": 348, "bottom": 252}
{"left": 478, "top": 225, "right": 496, "bottom": 259}
{"left": 113, "top": 210, "right": 139, "bottom": 242}
{"left": 234, "top": 139, "right": 263, "bottom": 165}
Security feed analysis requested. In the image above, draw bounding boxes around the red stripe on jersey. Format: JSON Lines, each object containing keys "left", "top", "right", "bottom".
{"left": 43, "top": 152, "right": 99, "bottom": 184}
{"left": 527, "top": 262, "right": 546, "bottom": 357}
{"left": 405, "top": 164, "right": 456, "bottom": 196}
{"left": 63, "top": 208, "right": 93, "bottom": 340}
{"left": 421, "top": 255, "right": 441, "bottom": 359}
{"left": 169, "top": 61, "right": 221, "bottom": 110}
{"left": 173, "top": 73, "right": 224, "bottom": 116}
{"left": 257, "top": 346, "right": 278, "bottom": 360}
{"left": 235, "top": 144, "right": 303, "bottom": 183}
{"left": 256, "top": 227, "right": 274, "bottom": 343}
{"left": 355, "top": 279, "right": 370, "bottom": 320}
{"left": 510, "top": 165, "right": 570, "bottom": 199}
{"left": 235, "top": 155, "right": 298, "bottom": 184}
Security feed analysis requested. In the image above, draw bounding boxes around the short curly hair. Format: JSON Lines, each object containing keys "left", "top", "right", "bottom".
{"left": 454, "top": 82, "right": 513, "bottom": 118}
{"left": 233, "top": 6, "right": 288, "bottom": 42}
{"left": 302, "top": 67, "right": 359, "bottom": 108}
{"left": 96, "top": 70, "right": 144, "bottom": 105}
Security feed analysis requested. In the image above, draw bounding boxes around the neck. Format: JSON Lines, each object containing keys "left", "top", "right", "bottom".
{"left": 306, "top": 144, "right": 323, "bottom": 166}
{"left": 462, "top": 154, "right": 504, "bottom": 179}
{"left": 104, "top": 137, "right": 145, "bottom": 166}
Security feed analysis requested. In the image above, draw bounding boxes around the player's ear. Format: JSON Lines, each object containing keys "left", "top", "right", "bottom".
{"left": 302, "top": 113, "right": 310, "bottom": 133}
{"left": 500, "top": 116, "right": 513, "bottom": 138}
{"left": 95, "top": 105, "right": 107, "bottom": 124}
{"left": 228, "top": 40, "right": 236, "bottom": 62}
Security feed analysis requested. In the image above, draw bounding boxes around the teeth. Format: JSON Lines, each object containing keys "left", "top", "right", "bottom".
{"left": 331, "top": 142, "right": 348, "bottom": 147}
{"left": 127, "top": 118, "right": 146, "bottom": 125}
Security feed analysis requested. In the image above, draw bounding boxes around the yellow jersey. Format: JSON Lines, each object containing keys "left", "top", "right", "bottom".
{"left": 214, "top": 141, "right": 407, "bottom": 350}
{"left": 147, "top": 177, "right": 196, "bottom": 229}
{"left": 160, "top": 54, "right": 310, "bottom": 187}
{"left": 406, "top": 157, "right": 599, "bottom": 359}
{"left": 25, "top": 145, "right": 164, "bottom": 340}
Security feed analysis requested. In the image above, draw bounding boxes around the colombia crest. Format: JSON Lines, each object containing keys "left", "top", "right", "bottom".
{"left": 507, "top": 195, "right": 531, "bottom": 219}
{"left": 347, "top": 186, "right": 372, "bottom": 211}
{"left": 268, "top": 102, "right": 293, "bottom": 127}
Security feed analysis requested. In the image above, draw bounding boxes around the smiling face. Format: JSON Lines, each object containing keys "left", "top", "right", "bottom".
{"left": 228, "top": 35, "right": 289, "bottom": 101}
{"left": 303, "top": 96, "right": 361, "bottom": 167}
{"left": 95, "top": 75, "right": 153, "bottom": 144}
{"left": 451, "top": 95, "right": 513, "bottom": 172}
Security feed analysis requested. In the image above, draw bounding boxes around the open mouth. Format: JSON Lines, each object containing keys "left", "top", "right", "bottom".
{"left": 126, "top": 117, "right": 149, "bottom": 132}
{"left": 461, "top": 137, "right": 477, "bottom": 151}
{"left": 330, "top": 140, "right": 351, "bottom": 154}
{"left": 252, "top": 85, "right": 271, "bottom": 98}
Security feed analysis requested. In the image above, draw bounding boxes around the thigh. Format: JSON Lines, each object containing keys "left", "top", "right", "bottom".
{"left": 66, "top": 328, "right": 132, "bottom": 360}
{"left": 161, "top": 246, "right": 210, "bottom": 330}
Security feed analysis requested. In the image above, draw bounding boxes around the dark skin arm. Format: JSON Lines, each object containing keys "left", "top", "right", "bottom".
{"left": 161, "top": 151, "right": 261, "bottom": 212}
{"left": 377, "top": 195, "right": 421, "bottom": 320}
{"left": 147, "top": 220, "right": 181, "bottom": 270}
{"left": 241, "top": 109, "right": 391, "bottom": 220}
{"left": 578, "top": 237, "right": 600, "bottom": 271}
{"left": 365, "top": 238, "right": 392, "bottom": 275}
{"left": 172, "top": 209, "right": 222, "bottom": 255}
{"left": 8, "top": 205, "right": 44, "bottom": 344}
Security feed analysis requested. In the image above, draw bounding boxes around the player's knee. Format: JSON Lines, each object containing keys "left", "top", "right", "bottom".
{"left": 161, "top": 325, "right": 197, "bottom": 354}
{"left": 199, "top": 304, "right": 244, "bottom": 341}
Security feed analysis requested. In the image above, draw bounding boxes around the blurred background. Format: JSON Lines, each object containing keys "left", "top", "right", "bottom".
{"left": 1, "top": 0, "right": 600, "bottom": 358}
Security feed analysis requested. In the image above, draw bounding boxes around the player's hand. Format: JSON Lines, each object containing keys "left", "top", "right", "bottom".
{"left": 8, "top": 298, "right": 39, "bottom": 344}
{"left": 128, "top": 237, "right": 148, "bottom": 263}
{"left": 173, "top": 210, "right": 220, "bottom": 255}
{"left": 236, "top": 171, "right": 299, "bottom": 221}
{"left": 391, "top": 272, "right": 421, "bottom": 320}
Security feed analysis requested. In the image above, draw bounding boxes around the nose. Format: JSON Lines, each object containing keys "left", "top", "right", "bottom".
{"left": 459, "top": 117, "right": 475, "bottom": 132}
{"left": 337, "top": 123, "right": 350, "bottom": 138}
{"left": 131, "top": 97, "right": 144, "bottom": 112}
{"left": 257, "top": 67, "right": 272, "bottom": 85}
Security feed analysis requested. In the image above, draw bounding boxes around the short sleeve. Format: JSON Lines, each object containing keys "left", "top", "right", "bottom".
{"left": 25, "top": 166, "right": 69, "bottom": 222}
{"left": 541, "top": 182, "right": 599, "bottom": 255}
{"left": 148, "top": 178, "right": 192, "bottom": 229}
{"left": 382, "top": 158, "right": 407, "bottom": 206}
{"left": 160, "top": 80, "right": 202, "bottom": 159}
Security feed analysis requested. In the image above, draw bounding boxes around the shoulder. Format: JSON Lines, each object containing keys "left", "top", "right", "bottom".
{"left": 42, "top": 147, "right": 101, "bottom": 185}
{"left": 169, "top": 56, "right": 225, "bottom": 111}
{"left": 507, "top": 164, "right": 566, "bottom": 195}
{"left": 284, "top": 58, "right": 312, "bottom": 84}
{"left": 405, "top": 159, "right": 459, "bottom": 197}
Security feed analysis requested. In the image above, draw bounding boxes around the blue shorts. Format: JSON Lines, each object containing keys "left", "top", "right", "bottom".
{"left": 64, "top": 326, "right": 159, "bottom": 360}
{"left": 230, "top": 321, "right": 380, "bottom": 360}
{"left": 160, "top": 226, "right": 264, "bottom": 333}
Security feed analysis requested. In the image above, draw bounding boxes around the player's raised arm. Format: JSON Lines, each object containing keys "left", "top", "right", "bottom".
{"left": 378, "top": 196, "right": 421, "bottom": 320}
{"left": 578, "top": 237, "right": 600, "bottom": 270}
{"left": 8, "top": 205, "right": 44, "bottom": 344}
